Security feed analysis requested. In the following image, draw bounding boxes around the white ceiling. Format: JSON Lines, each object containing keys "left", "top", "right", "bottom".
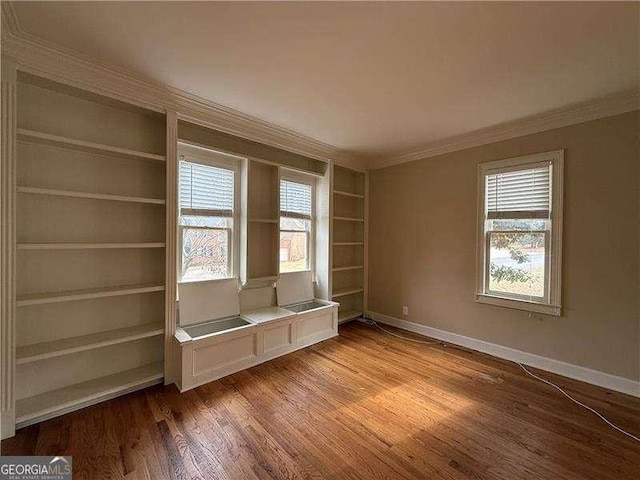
{"left": 11, "top": 1, "right": 640, "bottom": 160}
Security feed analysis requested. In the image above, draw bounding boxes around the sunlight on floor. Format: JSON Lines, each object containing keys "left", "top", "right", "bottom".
{"left": 340, "top": 380, "right": 476, "bottom": 444}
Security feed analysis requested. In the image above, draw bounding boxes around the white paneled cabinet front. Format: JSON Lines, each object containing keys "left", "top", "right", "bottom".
{"left": 174, "top": 305, "right": 337, "bottom": 392}
{"left": 260, "top": 318, "right": 295, "bottom": 360}
{"left": 184, "top": 324, "right": 258, "bottom": 390}
{"left": 297, "top": 309, "right": 337, "bottom": 348}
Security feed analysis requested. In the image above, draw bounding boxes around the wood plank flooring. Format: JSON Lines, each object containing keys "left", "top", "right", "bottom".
{"left": 2, "top": 321, "right": 639, "bottom": 479}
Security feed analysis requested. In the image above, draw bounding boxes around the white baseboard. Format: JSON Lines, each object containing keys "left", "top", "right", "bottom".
{"left": 365, "top": 311, "right": 640, "bottom": 398}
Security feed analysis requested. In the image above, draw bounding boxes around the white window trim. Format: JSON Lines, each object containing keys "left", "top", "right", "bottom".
{"left": 178, "top": 142, "right": 242, "bottom": 282}
{"left": 279, "top": 169, "right": 316, "bottom": 274}
{"left": 475, "top": 150, "right": 564, "bottom": 316}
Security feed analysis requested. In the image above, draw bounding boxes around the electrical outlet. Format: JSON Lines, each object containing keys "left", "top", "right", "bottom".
{"left": 402, "top": 306, "right": 409, "bottom": 316}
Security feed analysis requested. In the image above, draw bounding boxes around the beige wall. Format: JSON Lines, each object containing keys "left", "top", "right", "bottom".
{"left": 368, "top": 111, "right": 639, "bottom": 381}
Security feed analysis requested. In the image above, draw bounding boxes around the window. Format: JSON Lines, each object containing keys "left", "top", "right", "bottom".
{"left": 280, "top": 173, "right": 314, "bottom": 273}
{"left": 476, "top": 150, "right": 563, "bottom": 316}
{"left": 179, "top": 144, "right": 240, "bottom": 282}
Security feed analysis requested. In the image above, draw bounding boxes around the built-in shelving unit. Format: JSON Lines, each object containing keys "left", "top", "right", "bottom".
{"left": 241, "top": 159, "right": 280, "bottom": 284}
{"left": 331, "top": 165, "right": 367, "bottom": 323}
{"left": 14, "top": 73, "right": 166, "bottom": 427}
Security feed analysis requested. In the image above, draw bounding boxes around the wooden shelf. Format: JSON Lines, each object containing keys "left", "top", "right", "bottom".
{"left": 16, "top": 362, "right": 163, "bottom": 426}
{"left": 17, "top": 322, "right": 164, "bottom": 364}
{"left": 333, "top": 242, "right": 364, "bottom": 246}
{"left": 333, "top": 190, "right": 364, "bottom": 199}
{"left": 17, "top": 283, "right": 165, "bottom": 307}
{"left": 249, "top": 218, "right": 278, "bottom": 224}
{"left": 17, "top": 186, "right": 166, "bottom": 205}
{"left": 17, "top": 128, "right": 166, "bottom": 163}
{"left": 334, "top": 216, "right": 364, "bottom": 223}
{"left": 332, "top": 265, "right": 364, "bottom": 272}
{"left": 332, "top": 287, "right": 364, "bottom": 298}
{"left": 17, "top": 242, "right": 165, "bottom": 250}
{"left": 338, "top": 309, "right": 362, "bottom": 323}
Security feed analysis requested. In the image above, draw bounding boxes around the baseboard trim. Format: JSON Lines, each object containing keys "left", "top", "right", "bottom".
{"left": 365, "top": 311, "right": 640, "bottom": 398}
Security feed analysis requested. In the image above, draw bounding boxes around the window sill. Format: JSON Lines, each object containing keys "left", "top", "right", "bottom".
{"left": 475, "top": 294, "right": 561, "bottom": 316}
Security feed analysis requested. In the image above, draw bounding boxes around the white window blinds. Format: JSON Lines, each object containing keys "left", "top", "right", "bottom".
{"left": 280, "top": 180, "right": 312, "bottom": 219}
{"left": 485, "top": 164, "right": 551, "bottom": 219}
{"left": 180, "top": 161, "right": 234, "bottom": 216}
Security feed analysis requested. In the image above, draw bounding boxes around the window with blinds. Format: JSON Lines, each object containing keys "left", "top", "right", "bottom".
{"left": 485, "top": 163, "right": 551, "bottom": 219}
{"left": 279, "top": 177, "right": 314, "bottom": 273}
{"left": 280, "top": 180, "right": 312, "bottom": 219}
{"left": 477, "top": 151, "right": 563, "bottom": 312}
{"left": 178, "top": 148, "right": 238, "bottom": 282}
{"left": 180, "top": 162, "right": 234, "bottom": 217}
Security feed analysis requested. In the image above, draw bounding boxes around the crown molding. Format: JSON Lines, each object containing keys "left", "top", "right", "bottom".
{"left": 1, "top": 2, "right": 20, "bottom": 38}
{"left": 0, "top": 2, "right": 366, "bottom": 170}
{"left": 369, "top": 89, "right": 640, "bottom": 170}
{"left": 2, "top": 1, "right": 636, "bottom": 174}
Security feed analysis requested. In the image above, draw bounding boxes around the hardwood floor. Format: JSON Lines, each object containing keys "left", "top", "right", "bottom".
{"left": 2, "top": 321, "right": 639, "bottom": 479}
